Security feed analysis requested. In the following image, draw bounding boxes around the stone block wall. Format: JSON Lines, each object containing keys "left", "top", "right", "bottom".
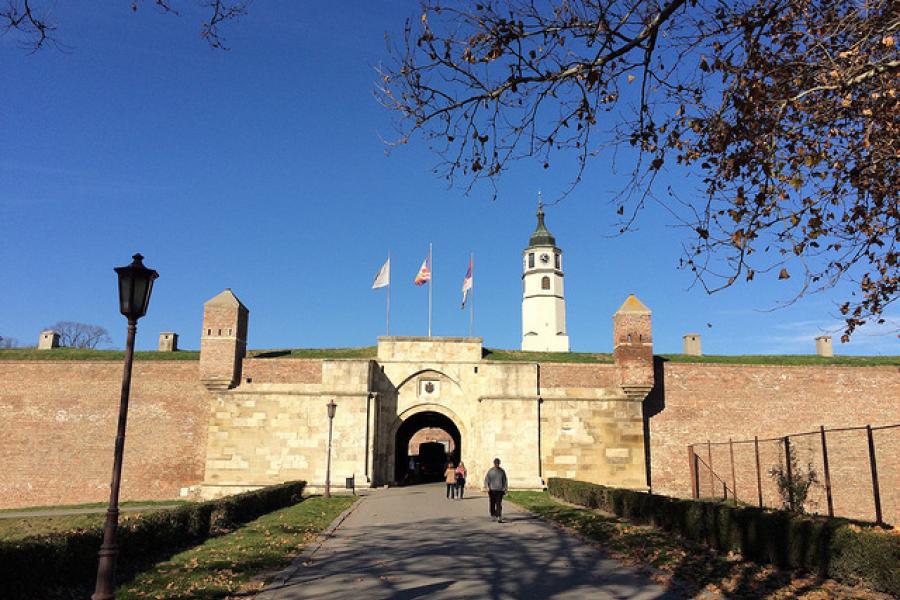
{"left": 649, "top": 363, "right": 900, "bottom": 524}
{"left": 200, "top": 385, "right": 371, "bottom": 497}
{"left": 0, "top": 361, "right": 209, "bottom": 508}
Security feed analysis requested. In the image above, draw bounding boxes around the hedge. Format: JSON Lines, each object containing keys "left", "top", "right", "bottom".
{"left": 547, "top": 478, "right": 900, "bottom": 596}
{"left": 0, "top": 481, "right": 305, "bottom": 600}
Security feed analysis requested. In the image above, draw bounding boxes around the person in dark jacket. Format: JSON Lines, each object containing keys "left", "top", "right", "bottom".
{"left": 483, "top": 457, "right": 508, "bottom": 522}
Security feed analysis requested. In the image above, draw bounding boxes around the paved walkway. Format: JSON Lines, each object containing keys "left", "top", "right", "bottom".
{"left": 260, "top": 484, "right": 677, "bottom": 599}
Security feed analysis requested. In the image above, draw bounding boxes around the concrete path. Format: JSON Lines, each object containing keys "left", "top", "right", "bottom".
{"left": 260, "top": 484, "right": 677, "bottom": 599}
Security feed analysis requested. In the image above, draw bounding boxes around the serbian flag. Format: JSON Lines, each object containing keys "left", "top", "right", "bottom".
{"left": 414, "top": 255, "right": 431, "bottom": 286}
{"left": 461, "top": 257, "right": 473, "bottom": 308}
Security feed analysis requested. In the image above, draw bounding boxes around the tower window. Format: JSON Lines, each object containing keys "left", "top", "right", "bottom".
{"left": 541, "top": 276, "right": 550, "bottom": 290}
{"left": 555, "top": 254, "right": 560, "bottom": 269}
{"left": 207, "top": 329, "right": 211, "bottom": 336}
{"left": 528, "top": 253, "right": 535, "bottom": 268}
{"left": 218, "top": 329, "right": 222, "bottom": 336}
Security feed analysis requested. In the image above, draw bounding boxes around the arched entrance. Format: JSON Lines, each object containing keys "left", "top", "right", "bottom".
{"left": 394, "top": 410, "right": 462, "bottom": 484}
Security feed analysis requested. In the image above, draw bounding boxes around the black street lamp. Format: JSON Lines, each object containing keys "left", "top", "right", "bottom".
{"left": 324, "top": 400, "right": 337, "bottom": 498}
{"left": 92, "top": 254, "right": 158, "bottom": 600}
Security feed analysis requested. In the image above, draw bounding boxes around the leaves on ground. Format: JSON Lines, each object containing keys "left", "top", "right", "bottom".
{"left": 507, "top": 491, "right": 891, "bottom": 599}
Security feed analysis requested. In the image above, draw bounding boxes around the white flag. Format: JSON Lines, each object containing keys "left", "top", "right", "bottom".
{"left": 372, "top": 258, "right": 390, "bottom": 289}
{"left": 461, "top": 257, "right": 473, "bottom": 308}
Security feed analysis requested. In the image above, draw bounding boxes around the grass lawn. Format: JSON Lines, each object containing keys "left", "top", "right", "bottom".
{"left": 483, "top": 348, "right": 614, "bottom": 363}
{"left": 507, "top": 491, "right": 890, "bottom": 599}
{"left": 0, "top": 501, "right": 190, "bottom": 542}
{"left": 247, "top": 347, "right": 378, "bottom": 359}
{"left": 0, "top": 348, "right": 199, "bottom": 361}
{"left": 118, "top": 495, "right": 355, "bottom": 599}
{"left": 0, "top": 499, "right": 189, "bottom": 514}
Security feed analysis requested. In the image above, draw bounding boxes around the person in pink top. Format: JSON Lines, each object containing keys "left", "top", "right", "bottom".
{"left": 455, "top": 461, "right": 468, "bottom": 499}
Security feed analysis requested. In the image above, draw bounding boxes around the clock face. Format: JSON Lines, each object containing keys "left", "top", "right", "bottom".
{"left": 540, "top": 253, "right": 550, "bottom": 263}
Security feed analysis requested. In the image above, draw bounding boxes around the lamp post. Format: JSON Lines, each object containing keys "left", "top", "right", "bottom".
{"left": 92, "top": 254, "right": 158, "bottom": 600}
{"left": 324, "top": 400, "right": 337, "bottom": 498}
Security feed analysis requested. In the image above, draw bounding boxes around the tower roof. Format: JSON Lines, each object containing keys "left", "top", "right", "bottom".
{"left": 615, "top": 294, "right": 651, "bottom": 314}
{"left": 205, "top": 288, "right": 248, "bottom": 311}
{"left": 528, "top": 200, "right": 556, "bottom": 248}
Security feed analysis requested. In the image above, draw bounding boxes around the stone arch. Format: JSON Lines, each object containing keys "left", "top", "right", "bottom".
{"left": 387, "top": 403, "right": 468, "bottom": 484}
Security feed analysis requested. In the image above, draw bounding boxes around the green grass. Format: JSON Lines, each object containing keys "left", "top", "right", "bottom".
{"left": 507, "top": 491, "right": 884, "bottom": 599}
{"left": 483, "top": 348, "right": 614, "bottom": 363}
{"left": 247, "top": 346, "right": 378, "bottom": 359}
{"left": 659, "top": 353, "right": 900, "bottom": 366}
{"left": 0, "top": 501, "right": 191, "bottom": 542}
{"left": 117, "top": 495, "right": 355, "bottom": 599}
{"left": 0, "top": 499, "right": 189, "bottom": 514}
{"left": 0, "top": 348, "right": 199, "bottom": 361}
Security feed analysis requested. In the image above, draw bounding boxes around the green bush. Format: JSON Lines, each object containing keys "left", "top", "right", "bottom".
{"left": 547, "top": 478, "right": 899, "bottom": 596}
{"left": 0, "top": 481, "right": 305, "bottom": 600}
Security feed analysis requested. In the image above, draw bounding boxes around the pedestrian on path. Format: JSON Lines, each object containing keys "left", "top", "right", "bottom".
{"left": 483, "top": 457, "right": 508, "bottom": 522}
{"left": 455, "top": 461, "right": 468, "bottom": 499}
{"left": 444, "top": 461, "right": 458, "bottom": 499}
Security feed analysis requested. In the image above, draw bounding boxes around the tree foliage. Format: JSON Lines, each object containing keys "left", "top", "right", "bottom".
{"left": 379, "top": 0, "right": 899, "bottom": 339}
{"left": 0, "top": 336, "right": 18, "bottom": 349}
{"left": 47, "top": 321, "right": 112, "bottom": 349}
{"left": 1, "top": 0, "right": 249, "bottom": 52}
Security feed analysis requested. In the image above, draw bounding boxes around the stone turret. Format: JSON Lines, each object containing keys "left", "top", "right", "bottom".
{"left": 613, "top": 295, "right": 653, "bottom": 400}
{"left": 815, "top": 335, "right": 834, "bottom": 358}
{"left": 200, "top": 289, "right": 249, "bottom": 390}
{"left": 38, "top": 330, "right": 59, "bottom": 350}
{"left": 683, "top": 333, "right": 702, "bottom": 356}
{"left": 159, "top": 332, "right": 178, "bottom": 352}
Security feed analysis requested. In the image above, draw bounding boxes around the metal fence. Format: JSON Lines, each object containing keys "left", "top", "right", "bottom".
{"left": 687, "top": 423, "right": 900, "bottom": 526}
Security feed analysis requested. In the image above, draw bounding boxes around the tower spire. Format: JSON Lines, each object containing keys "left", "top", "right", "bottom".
{"left": 528, "top": 191, "right": 555, "bottom": 248}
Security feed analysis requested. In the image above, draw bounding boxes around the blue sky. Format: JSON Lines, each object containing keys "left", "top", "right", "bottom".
{"left": 1, "top": 2, "right": 897, "bottom": 355}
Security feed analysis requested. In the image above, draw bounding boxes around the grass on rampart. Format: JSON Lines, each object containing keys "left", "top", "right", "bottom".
{"left": 483, "top": 348, "right": 614, "bottom": 363}
{"left": 3, "top": 347, "right": 896, "bottom": 366}
{"left": 0, "top": 348, "right": 199, "bottom": 361}
{"left": 247, "top": 346, "right": 378, "bottom": 359}
{"left": 118, "top": 495, "right": 355, "bottom": 599}
{"left": 508, "top": 491, "right": 892, "bottom": 599}
{"left": 660, "top": 354, "right": 900, "bottom": 366}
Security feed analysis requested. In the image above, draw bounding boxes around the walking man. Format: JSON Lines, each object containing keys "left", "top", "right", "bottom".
{"left": 483, "top": 457, "right": 508, "bottom": 523}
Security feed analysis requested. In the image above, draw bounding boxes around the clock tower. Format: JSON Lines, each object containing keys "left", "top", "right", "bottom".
{"left": 521, "top": 200, "right": 570, "bottom": 351}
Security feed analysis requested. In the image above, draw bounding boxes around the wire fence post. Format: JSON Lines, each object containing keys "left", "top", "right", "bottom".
{"left": 866, "top": 424, "right": 883, "bottom": 525}
{"left": 688, "top": 445, "right": 699, "bottom": 499}
{"left": 729, "top": 437, "right": 737, "bottom": 504}
{"left": 820, "top": 425, "right": 834, "bottom": 517}
{"left": 754, "top": 435, "right": 763, "bottom": 507}
{"left": 707, "top": 440, "right": 713, "bottom": 499}
{"left": 722, "top": 481, "right": 728, "bottom": 501}
{"left": 784, "top": 436, "right": 794, "bottom": 509}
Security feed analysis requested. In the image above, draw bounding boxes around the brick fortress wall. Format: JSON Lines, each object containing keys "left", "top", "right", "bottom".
{"left": 649, "top": 363, "right": 900, "bottom": 524}
{"left": 0, "top": 361, "right": 209, "bottom": 509}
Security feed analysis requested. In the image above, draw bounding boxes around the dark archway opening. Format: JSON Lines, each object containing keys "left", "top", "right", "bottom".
{"left": 395, "top": 411, "right": 461, "bottom": 484}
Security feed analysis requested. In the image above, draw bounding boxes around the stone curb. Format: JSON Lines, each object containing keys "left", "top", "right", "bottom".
{"left": 258, "top": 495, "right": 366, "bottom": 595}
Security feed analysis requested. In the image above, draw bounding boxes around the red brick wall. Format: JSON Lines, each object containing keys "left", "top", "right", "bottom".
{"left": 0, "top": 361, "right": 209, "bottom": 509}
{"left": 650, "top": 363, "right": 900, "bottom": 524}
{"left": 240, "top": 358, "right": 323, "bottom": 384}
{"left": 539, "top": 363, "right": 619, "bottom": 389}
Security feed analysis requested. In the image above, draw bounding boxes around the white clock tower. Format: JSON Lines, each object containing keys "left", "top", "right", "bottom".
{"left": 521, "top": 200, "right": 570, "bottom": 352}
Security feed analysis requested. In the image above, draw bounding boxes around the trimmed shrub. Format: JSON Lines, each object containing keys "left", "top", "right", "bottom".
{"left": 0, "top": 481, "right": 305, "bottom": 600}
{"left": 547, "top": 478, "right": 899, "bottom": 597}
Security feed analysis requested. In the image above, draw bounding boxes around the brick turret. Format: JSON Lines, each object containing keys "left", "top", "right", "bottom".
{"left": 613, "top": 294, "right": 653, "bottom": 400}
{"left": 200, "top": 289, "right": 249, "bottom": 390}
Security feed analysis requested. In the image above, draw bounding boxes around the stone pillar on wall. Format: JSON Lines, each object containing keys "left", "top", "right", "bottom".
{"left": 815, "top": 335, "right": 834, "bottom": 357}
{"left": 38, "top": 330, "right": 60, "bottom": 350}
{"left": 613, "top": 294, "right": 654, "bottom": 400}
{"left": 683, "top": 333, "right": 701, "bottom": 356}
{"left": 159, "top": 332, "right": 179, "bottom": 352}
{"left": 199, "top": 289, "right": 249, "bottom": 390}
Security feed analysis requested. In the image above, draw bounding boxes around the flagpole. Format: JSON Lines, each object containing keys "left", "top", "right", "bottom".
{"left": 469, "top": 252, "right": 474, "bottom": 337}
{"left": 386, "top": 250, "right": 391, "bottom": 337}
{"left": 428, "top": 242, "right": 433, "bottom": 337}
